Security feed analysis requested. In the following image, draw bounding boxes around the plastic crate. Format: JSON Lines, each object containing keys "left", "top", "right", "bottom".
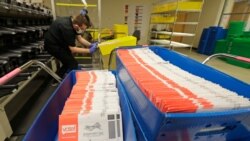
{"left": 214, "top": 40, "right": 229, "bottom": 61}
{"left": 227, "top": 21, "right": 245, "bottom": 38}
{"left": 197, "top": 28, "right": 210, "bottom": 54}
{"left": 178, "top": 1, "right": 203, "bottom": 10}
{"left": 214, "top": 40, "right": 228, "bottom": 54}
{"left": 150, "top": 15, "right": 161, "bottom": 23}
{"left": 87, "top": 28, "right": 113, "bottom": 41}
{"left": 117, "top": 77, "right": 148, "bottom": 141}
{"left": 227, "top": 38, "right": 250, "bottom": 68}
{"left": 160, "top": 4, "right": 169, "bottom": 12}
{"left": 242, "top": 31, "right": 250, "bottom": 37}
{"left": 152, "top": 5, "right": 160, "bottom": 13}
{"left": 116, "top": 46, "right": 250, "bottom": 141}
{"left": 99, "top": 36, "right": 136, "bottom": 56}
{"left": 113, "top": 24, "right": 128, "bottom": 38}
{"left": 23, "top": 70, "right": 137, "bottom": 141}
{"left": 227, "top": 59, "right": 250, "bottom": 68}
{"left": 167, "top": 2, "right": 177, "bottom": 11}
{"left": 197, "top": 27, "right": 227, "bottom": 55}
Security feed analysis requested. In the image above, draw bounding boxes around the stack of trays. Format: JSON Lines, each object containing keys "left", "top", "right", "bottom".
{"left": 116, "top": 47, "right": 250, "bottom": 141}
{"left": 117, "top": 48, "right": 250, "bottom": 113}
{"left": 59, "top": 70, "right": 123, "bottom": 141}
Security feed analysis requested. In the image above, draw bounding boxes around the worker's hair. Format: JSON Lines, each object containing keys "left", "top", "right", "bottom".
{"left": 84, "top": 14, "right": 92, "bottom": 28}
{"left": 72, "top": 14, "right": 90, "bottom": 27}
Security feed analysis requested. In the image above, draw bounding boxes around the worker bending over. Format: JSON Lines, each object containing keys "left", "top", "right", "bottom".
{"left": 44, "top": 12, "right": 97, "bottom": 78}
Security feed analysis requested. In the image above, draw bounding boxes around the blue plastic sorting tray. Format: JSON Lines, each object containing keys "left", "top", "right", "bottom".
{"left": 117, "top": 77, "right": 148, "bottom": 141}
{"left": 23, "top": 70, "right": 137, "bottom": 141}
{"left": 116, "top": 46, "right": 250, "bottom": 141}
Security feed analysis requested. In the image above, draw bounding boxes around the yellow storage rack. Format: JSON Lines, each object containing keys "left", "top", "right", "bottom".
{"left": 149, "top": 0, "right": 204, "bottom": 50}
{"left": 152, "top": 1, "right": 202, "bottom": 13}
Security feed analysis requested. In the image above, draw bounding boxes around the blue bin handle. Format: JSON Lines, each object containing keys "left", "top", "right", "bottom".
{"left": 195, "top": 125, "right": 237, "bottom": 137}
{"left": 202, "top": 53, "right": 250, "bottom": 64}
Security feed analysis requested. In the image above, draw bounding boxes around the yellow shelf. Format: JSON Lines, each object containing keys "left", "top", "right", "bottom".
{"left": 56, "top": 3, "right": 97, "bottom": 7}
{"left": 150, "top": 39, "right": 191, "bottom": 47}
{"left": 151, "top": 31, "right": 195, "bottom": 37}
{"left": 150, "top": 15, "right": 175, "bottom": 23}
{"left": 150, "top": 0, "right": 203, "bottom": 49}
{"left": 152, "top": 1, "right": 202, "bottom": 14}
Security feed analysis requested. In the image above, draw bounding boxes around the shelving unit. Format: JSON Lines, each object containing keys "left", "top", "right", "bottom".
{"left": 218, "top": 0, "right": 250, "bottom": 29}
{"left": 151, "top": 31, "right": 195, "bottom": 36}
{"left": 150, "top": 39, "right": 191, "bottom": 47}
{"left": 149, "top": 0, "right": 204, "bottom": 49}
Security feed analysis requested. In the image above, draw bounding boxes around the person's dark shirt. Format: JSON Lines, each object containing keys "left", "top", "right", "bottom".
{"left": 45, "top": 17, "right": 77, "bottom": 52}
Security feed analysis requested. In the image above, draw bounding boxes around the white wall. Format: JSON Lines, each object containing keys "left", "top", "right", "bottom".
{"left": 219, "top": 0, "right": 234, "bottom": 28}
{"left": 101, "top": 0, "right": 153, "bottom": 44}
{"left": 101, "top": 0, "right": 153, "bottom": 28}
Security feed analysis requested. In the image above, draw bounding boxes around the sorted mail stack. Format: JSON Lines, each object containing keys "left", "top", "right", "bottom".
{"left": 59, "top": 70, "right": 123, "bottom": 141}
{"left": 117, "top": 48, "right": 250, "bottom": 113}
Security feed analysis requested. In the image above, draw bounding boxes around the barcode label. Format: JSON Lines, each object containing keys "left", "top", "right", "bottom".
{"left": 117, "top": 119, "right": 121, "bottom": 137}
{"left": 108, "top": 120, "right": 116, "bottom": 139}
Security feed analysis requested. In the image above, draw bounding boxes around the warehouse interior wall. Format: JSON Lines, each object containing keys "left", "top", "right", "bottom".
{"left": 220, "top": 0, "right": 250, "bottom": 31}
{"left": 219, "top": 0, "right": 234, "bottom": 28}
{"left": 102, "top": 0, "right": 153, "bottom": 44}
{"left": 101, "top": 0, "right": 152, "bottom": 27}
{"left": 192, "top": 0, "right": 225, "bottom": 48}
{"left": 43, "top": 0, "right": 52, "bottom": 8}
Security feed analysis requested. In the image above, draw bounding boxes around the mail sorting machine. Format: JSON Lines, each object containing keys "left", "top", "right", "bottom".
{"left": 0, "top": 1, "right": 54, "bottom": 140}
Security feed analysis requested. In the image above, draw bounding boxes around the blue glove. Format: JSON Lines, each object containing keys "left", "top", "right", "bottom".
{"left": 80, "top": 9, "right": 88, "bottom": 16}
{"left": 89, "top": 42, "right": 98, "bottom": 54}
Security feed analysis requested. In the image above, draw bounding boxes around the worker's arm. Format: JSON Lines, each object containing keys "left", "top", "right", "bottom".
{"left": 76, "top": 35, "right": 91, "bottom": 47}
{"left": 69, "top": 43, "right": 98, "bottom": 54}
{"left": 69, "top": 46, "right": 90, "bottom": 54}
